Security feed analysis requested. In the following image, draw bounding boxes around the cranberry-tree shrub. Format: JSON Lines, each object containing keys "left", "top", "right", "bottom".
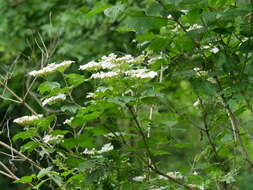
{"left": 1, "top": 0, "right": 253, "bottom": 190}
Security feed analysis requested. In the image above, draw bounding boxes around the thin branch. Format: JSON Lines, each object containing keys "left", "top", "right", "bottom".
{"left": 215, "top": 76, "right": 253, "bottom": 168}
{"left": 0, "top": 80, "right": 37, "bottom": 115}
{"left": 126, "top": 104, "right": 157, "bottom": 170}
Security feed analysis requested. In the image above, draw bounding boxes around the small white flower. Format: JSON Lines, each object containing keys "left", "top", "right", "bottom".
{"left": 79, "top": 61, "right": 102, "bottom": 71}
{"left": 186, "top": 24, "right": 203, "bottom": 32}
{"left": 193, "top": 99, "right": 200, "bottom": 107}
{"left": 167, "top": 14, "right": 173, "bottom": 19}
{"left": 86, "top": 92, "right": 95, "bottom": 99}
{"left": 101, "top": 53, "right": 117, "bottom": 63}
{"left": 91, "top": 71, "right": 119, "bottom": 79}
{"left": 116, "top": 54, "right": 135, "bottom": 63}
{"left": 28, "top": 60, "right": 74, "bottom": 77}
{"left": 83, "top": 143, "right": 114, "bottom": 155}
{"left": 13, "top": 114, "right": 43, "bottom": 125}
{"left": 43, "top": 134, "right": 64, "bottom": 143}
{"left": 125, "top": 69, "right": 157, "bottom": 79}
{"left": 181, "top": 9, "right": 189, "bottom": 14}
{"left": 42, "top": 94, "right": 66, "bottom": 107}
{"left": 166, "top": 171, "right": 183, "bottom": 179}
{"left": 134, "top": 54, "right": 145, "bottom": 63}
{"left": 97, "top": 143, "right": 114, "bottom": 153}
{"left": 83, "top": 148, "right": 97, "bottom": 155}
{"left": 171, "top": 25, "right": 181, "bottom": 32}
{"left": 210, "top": 47, "right": 219, "bottom": 53}
{"left": 148, "top": 56, "right": 163, "bottom": 64}
{"left": 63, "top": 117, "right": 74, "bottom": 125}
{"left": 132, "top": 175, "right": 146, "bottom": 182}
{"left": 202, "top": 45, "right": 211, "bottom": 49}
{"left": 193, "top": 67, "right": 201, "bottom": 72}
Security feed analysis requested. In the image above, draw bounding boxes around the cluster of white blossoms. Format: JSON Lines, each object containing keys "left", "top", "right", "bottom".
{"left": 29, "top": 60, "right": 74, "bottom": 77}
{"left": 193, "top": 67, "right": 208, "bottom": 77}
{"left": 79, "top": 53, "right": 134, "bottom": 71}
{"left": 13, "top": 114, "right": 43, "bottom": 125}
{"left": 193, "top": 99, "right": 200, "bottom": 107}
{"left": 125, "top": 69, "right": 157, "bottom": 79}
{"left": 63, "top": 117, "right": 74, "bottom": 125}
{"left": 91, "top": 71, "right": 120, "bottom": 79}
{"left": 186, "top": 24, "right": 203, "bottom": 32}
{"left": 132, "top": 175, "right": 146, "bottom": 182}
{"left": 83, "top": 143, "right": 114, "bottom": 155}
{"left": 86, "top": 92, "right": 95, "bottom": 99}
{"left": 202, "top": 45, "right": 219, "bottom": 54}
{"left": 158, "top": 171, "right": 183, "bottom": 180}
{"left": 42, "top": 94, "right": 66, "bottom": 107}
{"left": 43, "top": 134, "right": 64, "bottom": 144}
{"left": 79, "top": 53, "right": 157, "bottom": 80}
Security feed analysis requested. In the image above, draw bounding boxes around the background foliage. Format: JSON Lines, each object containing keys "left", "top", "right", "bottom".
{"left": 1, "top": 0, "right": 253, "bottom": 189}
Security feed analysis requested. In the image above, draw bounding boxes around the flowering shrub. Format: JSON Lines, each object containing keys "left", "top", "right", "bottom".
{"left": 2, "top": 0, "right": 253, "bottom": 190}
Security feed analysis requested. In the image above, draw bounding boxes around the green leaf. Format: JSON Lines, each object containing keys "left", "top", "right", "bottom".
{"left": 85, "top": 4, "right": 111, "bottom": 18}
{"left": 37, "top": 167, "right": 52, "bottom": 179}
{"left": 78, "top": 161, "right": 95, "bottom": 172}
{"left": 20, "top": 141, "right": 40, "bottom": 153}
{"left": 61, "top": 105, "right": 80, "bottom": 114}
{"left": 13, "top": 129, "right": 38, "bottom": 142}
{"left": 123, "top": 13, "right": 168, "bottom": 34}
{"left": 65, "top": 73, "right": 85, "bottom": 87}
{"left": 35, "top": 115, "right": 56, "bottom": 130}
{"left": 38, "top": 81, "right": 61, "bottom": 95}
{"left": 14, "top": 175, "right": 35, "bottom": 183}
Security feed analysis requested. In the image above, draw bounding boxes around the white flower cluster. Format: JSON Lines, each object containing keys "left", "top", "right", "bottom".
{"left": 91, "top": 71, "right": 119, "bottom": 79}
{"left": 181, "top": 9, "right": 189, "bottom": 14}
{"left": 63, "top": 117, "right": 74, "bottom": 125}
{"left": 193, "top": 67, "right": 208, "bottom": 77}
{"left": 42, "top": 94, "right": 66, "bottom": 107}
{"left": 132, "top": 175, "right": 146, "bottom": 182}
{"left": 79, "top": 53, "right": 134, "bottom": 71}
{"left": 43, "top": 134, "right": 64, "bottom": 144}
{"left": 79, "top": 53, "right": 157, "bottom": 80}
{"left": 158, "top": 171, "right": 183, "bottom": 180}
{"left": 202, "top": 45, "right": 219, "bottom": 53}
{"left": 83, "top": 143, "right": 114, "bottom": 155}
{"left": 97, "top": 143, "right": 114, "bottom": 153}
{"left": 83, "top": 148, "right": 97, "bottom": 155}
{"left": 29, "top": 60, "right": 74, "bottom": 77}
{"left": 193, "top": 99, "right": 200, "bottom": 107}
{"left": 86, "top": 92, "right": 95, "bottom": 99}
{"left": 186, "top": 24, "right": 203, "bottom": 32}
{"left": 13, "top": 114, "right": 43, "bottom": 125}
{"left": 125, "top": 69, "right": 157, "bottom": 79}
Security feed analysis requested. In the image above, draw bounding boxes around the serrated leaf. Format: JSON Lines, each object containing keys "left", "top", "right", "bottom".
{"left": 14, "top": 175, "right": 35, "bottom": 183}
{"left": 38, "top": 81, "right": 61, "bottom": 95}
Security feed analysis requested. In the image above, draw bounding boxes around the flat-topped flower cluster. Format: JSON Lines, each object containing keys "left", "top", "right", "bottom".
{"left": 83, "top": 143, "right": 114, "bottom": 155}
{"left": 29, "top": 60, "right": 74, "bottom": 77}
{"left": 79, "top": 53, "right": 157, "bottom": 80}
{"left": 13, "top": 114, "right": 43, "bottom": 125}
